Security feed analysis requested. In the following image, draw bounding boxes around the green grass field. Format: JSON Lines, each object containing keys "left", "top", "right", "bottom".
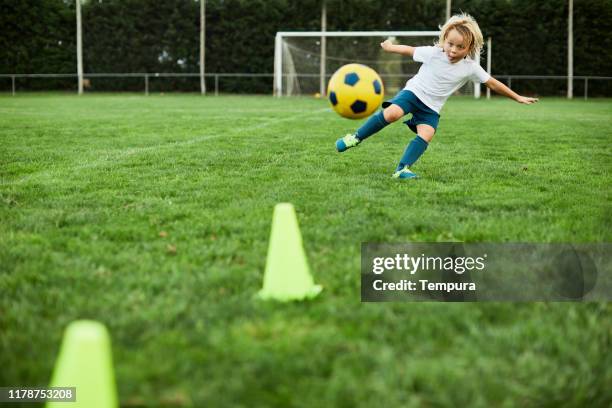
{"left": 1, "top": 94, "right": 611, "bottom": 407}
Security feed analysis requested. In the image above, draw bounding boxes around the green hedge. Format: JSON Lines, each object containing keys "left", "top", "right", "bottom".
{"left": 1, "top": 0, "right": 610, "bottom": 94}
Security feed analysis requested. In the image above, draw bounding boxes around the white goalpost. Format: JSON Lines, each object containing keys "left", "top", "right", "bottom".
{"left": 274, "top": 31, "right": 485, "bottom": 99}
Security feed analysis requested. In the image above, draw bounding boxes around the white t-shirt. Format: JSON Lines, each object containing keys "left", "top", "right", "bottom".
{"left": 404, "top": 46, "right": 491, "bottom": 113}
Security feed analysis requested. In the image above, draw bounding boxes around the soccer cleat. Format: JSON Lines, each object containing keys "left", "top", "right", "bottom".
{"left": 335, "top": 133, "right": 360, "bottom": 152}
{"left": 392, "top": 165, "right": 419, "bottom": 179}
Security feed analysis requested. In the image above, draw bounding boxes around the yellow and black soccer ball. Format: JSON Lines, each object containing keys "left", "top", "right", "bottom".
{"left": 327, "top": 64, "right": 384, "bottom": 119}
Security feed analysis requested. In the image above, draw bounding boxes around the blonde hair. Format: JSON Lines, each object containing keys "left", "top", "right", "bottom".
{"left": 436, "top": 13, "right": 484, "bottom": 60}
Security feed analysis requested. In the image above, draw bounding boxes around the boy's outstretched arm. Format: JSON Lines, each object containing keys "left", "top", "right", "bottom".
{"left": 380, "top": 39, "right": 415, "bottom": 57}
{"left": 485, "top": 77, "right": 539, "bottom": 104}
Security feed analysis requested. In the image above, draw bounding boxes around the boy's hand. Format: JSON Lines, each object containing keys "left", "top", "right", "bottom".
{"left": 517, "top": 96, "right": 539, "bottom": 104}
{"left": 380, "top": 39, "right": 393, "bottom": 51}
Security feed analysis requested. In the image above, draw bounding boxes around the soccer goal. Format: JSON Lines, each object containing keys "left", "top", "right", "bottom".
{"left": 273, "top": 31, "right": 483, "bottom": 99}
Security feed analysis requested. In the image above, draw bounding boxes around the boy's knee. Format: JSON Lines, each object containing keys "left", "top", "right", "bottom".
{"left": 383, "top": 105, "right": 404, "bottom": 122}
{"left": 416, "top": 124, "right": 436, "bottom": 142}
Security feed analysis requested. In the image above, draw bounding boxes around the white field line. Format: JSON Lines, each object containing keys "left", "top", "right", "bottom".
{"left": 0, "top": 107, "right": 326, "bottom": 117}
{"left": 2, "top": 107, "right": 331, "bottom": 186}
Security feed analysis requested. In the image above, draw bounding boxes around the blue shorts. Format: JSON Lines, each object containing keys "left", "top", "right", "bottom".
{"left": 382, "top": 90, "right": 440, "bottom": 134}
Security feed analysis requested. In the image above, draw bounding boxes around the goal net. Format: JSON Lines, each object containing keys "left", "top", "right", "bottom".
{"left": 274, "top": 31, "right": 482, "bottom": 98}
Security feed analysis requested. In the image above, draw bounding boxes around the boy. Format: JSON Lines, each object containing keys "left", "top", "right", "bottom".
{"left": 336, "top": 13, "right": 538, "bottom": 179}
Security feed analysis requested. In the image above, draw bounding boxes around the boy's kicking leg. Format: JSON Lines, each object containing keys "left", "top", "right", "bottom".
{"left": 393, "top": 124, "right": 435, "bottom": 179}
{"left": 336, "top": 104, "right": 405, "bottom": 152}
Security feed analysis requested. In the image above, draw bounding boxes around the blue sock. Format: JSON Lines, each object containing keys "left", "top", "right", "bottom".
{"left": 355, "top": 111, "right": 388, "bottom": 141}
{"left": 396, "top": 135, "right": 428, "bottom": 171}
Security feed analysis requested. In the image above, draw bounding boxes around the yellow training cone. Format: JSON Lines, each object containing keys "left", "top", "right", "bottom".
{"left": 47, "top": 320, "right": 118, "bottom": 408}
{"left": 258, "top": 203, "right": 322, "bottom": 301}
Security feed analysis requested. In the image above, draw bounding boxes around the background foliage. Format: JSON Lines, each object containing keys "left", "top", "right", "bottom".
{"left": 1, "top": 0, "right": 611, "bottom": 94}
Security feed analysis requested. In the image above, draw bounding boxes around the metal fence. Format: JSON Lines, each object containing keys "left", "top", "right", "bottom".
{"left": 493, "top": 75, "right": 612, "bottom": 100}
{"left": 0, "top": 73, "right": 274, "bottom": 96}
{"left": 1, "top": 73, "right": 611, "bottom": 99}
